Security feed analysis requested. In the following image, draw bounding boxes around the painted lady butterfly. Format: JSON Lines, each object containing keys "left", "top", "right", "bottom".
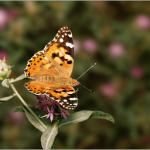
{"left": 24, "top": 27, "right": 79, "bottom": 110}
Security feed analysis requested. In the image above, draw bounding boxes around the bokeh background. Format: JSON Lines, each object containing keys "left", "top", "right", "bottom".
{"left": 0, "top": 1, "right": 150, "bottom": 149}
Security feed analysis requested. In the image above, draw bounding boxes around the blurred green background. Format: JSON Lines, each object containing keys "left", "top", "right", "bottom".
{"left": 0, "top": 1, "right": 150, "bottom": 149}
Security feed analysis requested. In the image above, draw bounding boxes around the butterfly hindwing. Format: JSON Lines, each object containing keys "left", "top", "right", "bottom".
{"left": 25, "top": 81, "right": 78, "bottom": 109}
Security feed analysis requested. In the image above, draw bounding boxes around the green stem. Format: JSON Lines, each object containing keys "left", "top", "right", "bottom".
{"left": 9, "top": 82, "right": 47, "bottom": 130}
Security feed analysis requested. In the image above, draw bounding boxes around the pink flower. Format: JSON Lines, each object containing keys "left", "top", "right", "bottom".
{"left": 73, "top": 39, "right": 81, "bottom": 54}
{"left": 130, "top": 66, "right": 144, "bottom": 78}
{"left": 0, "top": 8, "right": 9, "bottom": 28}
{"left": 135, "top": 14, "right": 150, "bottom": 30}
{"left": 100, "top": 83, "right": 117, "bottom": 99}
{"left": 7, "top": 9, "right": 18, "bottom": 19}
{"left": 82, "top": 38, "right": 98, "bottom": 53}
{"left": 33, "top": 95, "right": 70, "bottom": 122}
{"left": 7, "top": 111, "right": 26, "bottom": 124}
{"left": 108, "top": 42, "right": 125, "bottom": 58}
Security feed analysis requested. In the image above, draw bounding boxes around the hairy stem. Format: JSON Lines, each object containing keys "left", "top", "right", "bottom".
{"left": 9, "top": 82, "right": 47, "bottom": 130}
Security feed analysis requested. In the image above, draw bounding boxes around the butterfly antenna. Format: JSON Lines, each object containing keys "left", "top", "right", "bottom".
{"left": 76, "top": 63, "right": 97, "bottom": 80}
{"left": 77, "top": 63, "right": 96, "bottom": 93}
{"left": 79, "top": 82, "right": 95, "bottom": 93}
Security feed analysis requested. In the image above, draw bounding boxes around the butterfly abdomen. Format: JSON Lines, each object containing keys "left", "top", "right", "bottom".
{"left": 36, "top": 76, "right": 73, "bottom": 85}
{"left": 37, "top": 76, "right": 54, "bottom": 82}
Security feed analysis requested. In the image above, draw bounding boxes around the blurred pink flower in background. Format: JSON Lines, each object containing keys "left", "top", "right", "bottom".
{"left": 0, "top": 50, "right": 7, "bottom": 60}
{"left": 8, "top": 9, "right": 18, "bottom": 19}
{"left": 130, "top": 66, "right": 144, "bottom": 78}
{"left": 100, "top": 82, "right": 117, "bottom": 99}
{"left": 135, "top": 14, "right": 150, "bottom": 30}
{"left": 0, "top": 8, "right": 9, "bottom": 28}
{"left": 82, "top": 38, "right": 98, "bottom": 53}
{"left": 108, "top": 42, "right": 125, "bottom": 58}
{"left": 7, "top": 111, "right": 26, "bottom": 124}
{"left": 73, "top": 39, "right": 81, "bottom": 54}
{"left": 0, "top": 8, "right": 18, "bottom": 29}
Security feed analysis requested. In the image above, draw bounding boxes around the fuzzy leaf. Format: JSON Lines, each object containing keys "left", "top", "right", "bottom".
{"left": 41, "top": 123, "right": 58, "bottom": 149}
{"left": 10, "top": 74, "right": 26, "bottom": 83}
{"left": 22, "top": 106, "right": 46, "bottom": 132}
{"left": 1, "top": 79, "right": 9, "bottom": 88}
{"left": 13, "top": 105, "right": 52, "bottom": 132}
{"left": 0, "top": 94, "right": 16, "bottom": 101}
{"left": 59, "top": 110, "right": 115, "bottom": 128}
{"left": 90, "top": 111, "right": 115, "bottom": 123}
{"left": 59, "top": 110, "right": 93, "bottom": 128}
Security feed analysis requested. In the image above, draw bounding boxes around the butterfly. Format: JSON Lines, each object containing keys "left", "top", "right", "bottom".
{"left": 24, "top": 27, "right": 80, "bottom": 110}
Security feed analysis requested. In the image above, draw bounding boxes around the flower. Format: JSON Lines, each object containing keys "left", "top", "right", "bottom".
{"left": 108, "top": 42, "right": 125, "bottom": 58}
{"left": 0, "top": 57, "right": 11, "bottom": 80}
{"left": 100, "top": 82, "right": 117, "bottom": 99}
{"left": 135, "top": 14, "right": 150, "bottom": 30}
{"left": 82, "top": 38, "right": 98, "bottom": 53}
{"left": 130, "top": 66, "right": 144, "bottom": 79}
{"left": 0, "top": 8, "right": 9, "bottom": 28}
{"left": 33, "top": 95, "right": 70, "bottom": 122}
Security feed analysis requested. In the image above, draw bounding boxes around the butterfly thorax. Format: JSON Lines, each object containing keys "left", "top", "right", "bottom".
{"left": 36, "top": 76, "right": 79, "bottom": 87}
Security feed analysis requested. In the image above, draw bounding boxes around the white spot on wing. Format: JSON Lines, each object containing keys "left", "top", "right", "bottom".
{"left": 63, "top": 99, "right": 67, "bottom": 102}
{"left": 73, "top": 103, "right": 77, "bottom": 106}
{"left": 66, "top": 42, "right": 74, "bottom": 48}
{"left": 60, "top": 38, "right": 63, "bottom": 42}
{"left": 62, "top": 35, "right": 64, "bottom": 37}
{"left": 68, "top": 34, "right": 72, "bottom": 37}
{"left": 69, "top": 97, "right": 78, "bottom": 101}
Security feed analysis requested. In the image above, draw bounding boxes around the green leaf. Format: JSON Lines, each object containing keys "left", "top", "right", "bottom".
{"left": 22, "top": 106, "right": 46, "bottom": 132}
{"left": 59, "top": 110, "right": 93, "bottom": 128}
{"left": 90, "top": 111, "right": 115, "bottom": 123}
{"left": 0, "top": 94, "right": 16, "bottom": 101}
{"left": 1, "top": 79, "right": 9, "bottom": 88}
{"left": 10, "top": 74, "right": 26, "bottom": 83}
{"left": 59, "top": 110, "right": 115, "bottom": 128}
{"left": 41, "top": 122, "right": 58, "bottom": 149}
{"left": 13, "top": 105, "right": 52, "bottom": 132}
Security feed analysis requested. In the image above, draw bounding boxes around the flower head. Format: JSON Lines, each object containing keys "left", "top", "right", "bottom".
{"left": 33, "top": 95, "right": 70, "bottom": 122}
{"left": 0, "top": 57, "right": 11, "bottom": 80}
{"left": 0, "top": 8, "right": 9, "bottom": 29}
{"left": 100, "top": 82, "right": 117, "bottom": 99}
{"left": 130, "top": 66, "right": 144, "bottom": 79}
{"left": 135, "top": 14, "right": 150, "bottom": 30}
{"left": 82, "top": 38, "right": 98, "bottom": 53}
{"left": 108, "top": 42, "right": 125, "bottom": 58}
